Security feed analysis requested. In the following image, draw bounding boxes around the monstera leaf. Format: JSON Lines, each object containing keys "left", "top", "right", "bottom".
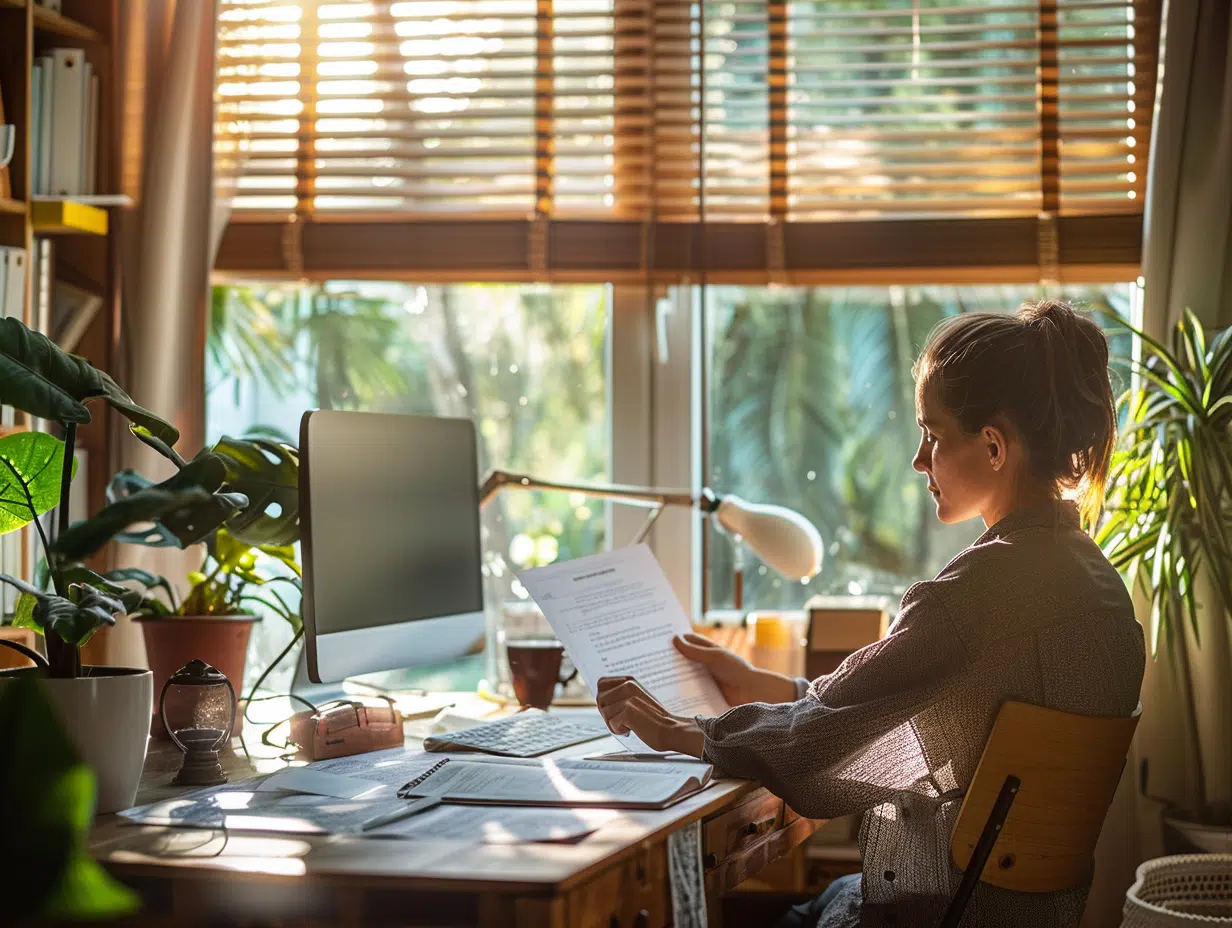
{"left": 0, "top": 317, "right": 177, "bottom": 445}
{"left": 0, "top": 675, "right": 139, "bottom": 919}
{"left": 0, "top": 432, "right": 76, "bottom": 534}
{"left": 51, "top": 486, "right": 219, "bottom": 561}
{"left": 5, "top": 575, "right": 126, "bottom": 646}
{"left": 106, "top": 456, "right": 248, "bottom": 549}
{"left": 211, "top": 436, "right": 299, "bottom": 546}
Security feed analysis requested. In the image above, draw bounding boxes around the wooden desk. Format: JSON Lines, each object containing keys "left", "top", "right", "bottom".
{"left": 91, "top": 698, "right": 823, "bottom": 928}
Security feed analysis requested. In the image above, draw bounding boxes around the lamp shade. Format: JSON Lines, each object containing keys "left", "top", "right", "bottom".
{"left": 714, "top": 495, "right": 823, "bottom": 581}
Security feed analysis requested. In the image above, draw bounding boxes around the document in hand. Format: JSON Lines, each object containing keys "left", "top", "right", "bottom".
{"left": 519, "top": 544, "right": 731, "bottom": 752}
{"left": 397, "top": 755, "right": 715, "bottom": 810}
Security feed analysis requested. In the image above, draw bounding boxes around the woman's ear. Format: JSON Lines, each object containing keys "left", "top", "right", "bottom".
{"left": 981, "top": 424, "right": 1010, "bottom": 472}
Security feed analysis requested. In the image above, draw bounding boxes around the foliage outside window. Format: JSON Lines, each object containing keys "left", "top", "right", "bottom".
{"left": 207, "top": 282, "right": 610, "bottom": 692}
{"left": 705, "top": 283, "right": 1136, "bottom": 612}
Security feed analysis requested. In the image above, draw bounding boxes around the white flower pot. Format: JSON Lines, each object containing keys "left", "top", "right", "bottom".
{"left": 0, "top": 667, "right": 152, "bottom": 814}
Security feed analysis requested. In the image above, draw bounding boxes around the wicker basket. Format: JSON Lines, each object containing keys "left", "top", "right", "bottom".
{"left": 1122, "top": 855, "right": 1232, "bottom": 926}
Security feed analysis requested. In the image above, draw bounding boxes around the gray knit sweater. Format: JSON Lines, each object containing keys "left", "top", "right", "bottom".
{"left": 698, "top": 501, "right": 1145, "bottom": 927}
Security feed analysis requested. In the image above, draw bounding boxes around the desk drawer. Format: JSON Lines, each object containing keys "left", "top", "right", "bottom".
{"left": 702, "top": 789, "right": 784, "bottom": 869}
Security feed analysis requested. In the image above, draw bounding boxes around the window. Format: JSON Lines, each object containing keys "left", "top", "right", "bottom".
{"left": 208, "top": 281, "right": 610, "bottom": 690}
{"left": 703, "top": 282, "right": 1137, "bottom": 612}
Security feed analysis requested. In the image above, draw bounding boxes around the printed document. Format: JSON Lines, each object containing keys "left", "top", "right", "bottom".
{"left": 520, "top": 544, "right": 730, "bottom": 751}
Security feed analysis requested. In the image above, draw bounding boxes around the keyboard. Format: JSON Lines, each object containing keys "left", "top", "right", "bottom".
{"left": 423, "top": 712, "right": 610, "bottom": 758}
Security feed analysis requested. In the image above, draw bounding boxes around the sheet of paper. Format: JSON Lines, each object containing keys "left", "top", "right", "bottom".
{"left": 119, "top": 791, "right": 415, "bottom": 835}
{"left": 308, "top": 746, "right": 447, "bottom": 788}
{"left": 257, "top": 768, "right": 385, "bottom": 799}
{"left": 401, "top": 757, "right": 703, "bottom": 807}
{"left": 367, "top": 803, "right": 618, "bottom": 844}
{"left": 519, "top": 544, "right": 731, "bottom": 751}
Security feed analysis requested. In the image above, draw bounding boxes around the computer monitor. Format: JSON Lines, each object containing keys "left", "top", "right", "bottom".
{"left": 298, "top": 410, "right": 487, "bottom": 688}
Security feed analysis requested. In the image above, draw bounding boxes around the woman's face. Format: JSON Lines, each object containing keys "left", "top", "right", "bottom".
{"left": 912, "top": 384, "right": 998, "bottom": 524}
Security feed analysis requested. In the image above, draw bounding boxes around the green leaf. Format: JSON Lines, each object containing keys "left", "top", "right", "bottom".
{"left": 258, "top": 543, "right": 302, "bottom": 577}
{"left": 130, "top": 425, "right": 187, "bottom": 469}
{"left": 0, "top": 676, "right": 140, "bottom": 919}
{"left": 0, "top": 316, "right": 177, "bottom": 445}
{"left": 50, "top": 486, "right": 216, "bottom": 561}
{"left": 106, "top": 457, "right": 249, "bottom": 549}
{"left": 0, "top": 431, "right": 75, "bottom": 534}
{"left": 101, "top": 567, "right": 178, "bottom": 611}
{"left": 211, "top": 436, "right": 300, "bottom": 546}
{"left": 0, "top": 574, "right": 120, "bottom": 647}
{"left": 13, "top": 590, "right": 39, "bottom": 632}
{"left": 212, "top": 526, "right": 252, "bottom": 572}
{"left": 57, "top": 564, "right": 146, "bottom": 613}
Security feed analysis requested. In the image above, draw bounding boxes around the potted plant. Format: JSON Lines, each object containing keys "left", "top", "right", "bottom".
{"left": 0, "top": 318, "right": 259, "bottom": 812}
{"left": 119, "top": 516, "right": 301, "bottom": 739}
{"left": 103, "top": 432, "right": 299, "bottom": 738}
{"left": 1098, "top": 308, "right": 1232, "bottom": 851}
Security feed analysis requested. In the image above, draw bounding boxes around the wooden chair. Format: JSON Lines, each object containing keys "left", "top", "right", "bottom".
{"left": 941, "top": 701, "right": 1141, "bottom": 927}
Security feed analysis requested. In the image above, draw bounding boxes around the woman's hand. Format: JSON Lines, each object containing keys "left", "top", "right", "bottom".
{"left": 673, "top": 633, "right": 799, "bottom": 706}
{"left": 595, "top": 677, "right": 705, "bottom": 757}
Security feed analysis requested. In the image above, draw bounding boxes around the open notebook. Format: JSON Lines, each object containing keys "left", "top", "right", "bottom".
{"left": 397, "top": 756, "right": 715, "bottom": 810}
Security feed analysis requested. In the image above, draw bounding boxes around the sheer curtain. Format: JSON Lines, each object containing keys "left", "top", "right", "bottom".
{"left": 103, "top": 0, "right": 220, "bottom": 668}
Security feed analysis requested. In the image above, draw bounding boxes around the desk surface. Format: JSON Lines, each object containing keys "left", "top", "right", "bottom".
{"left": 90, "top": 695, "right": 822, "bottom": 927}
{"left": 91, "top": 697, "right": 797, "bottom": 891}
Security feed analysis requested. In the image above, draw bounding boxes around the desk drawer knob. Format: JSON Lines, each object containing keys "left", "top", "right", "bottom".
{"left": 703, "top": 853, "right": 718, "bottom": 869}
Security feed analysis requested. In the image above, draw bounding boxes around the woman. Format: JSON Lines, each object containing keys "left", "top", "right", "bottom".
{"left": 596, "top": 300, "right": 1146, "bottom": 927}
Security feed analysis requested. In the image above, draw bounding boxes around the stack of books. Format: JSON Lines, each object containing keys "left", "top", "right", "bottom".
{"left": 31, "top": 48, "right": 100, "bottom": 197}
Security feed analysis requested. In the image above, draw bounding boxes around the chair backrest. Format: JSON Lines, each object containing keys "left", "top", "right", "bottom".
{"left": 950, "top": 700, "right": 1140, "bottom": 894}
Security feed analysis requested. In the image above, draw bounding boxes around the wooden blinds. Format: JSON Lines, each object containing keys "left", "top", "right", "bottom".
{"left": 214, "top": 0, "right": 1160, "bottom": 281}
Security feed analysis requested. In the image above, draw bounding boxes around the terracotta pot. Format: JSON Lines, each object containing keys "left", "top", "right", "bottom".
{"left": 136, "top": 614, "right": 260, "bottom": 740}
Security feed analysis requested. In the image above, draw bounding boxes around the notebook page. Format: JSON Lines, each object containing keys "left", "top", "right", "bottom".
{"left": 401, "top": 758, "right": 703, "bottom": 807}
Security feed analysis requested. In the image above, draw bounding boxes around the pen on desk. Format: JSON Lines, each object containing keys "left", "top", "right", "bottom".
{"left": 360, "top": 797, "right": 442, "bottom": 832}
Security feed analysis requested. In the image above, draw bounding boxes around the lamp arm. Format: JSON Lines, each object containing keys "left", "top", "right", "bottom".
{"left": 480, "top": 470, "right": 713, "bottom": 512}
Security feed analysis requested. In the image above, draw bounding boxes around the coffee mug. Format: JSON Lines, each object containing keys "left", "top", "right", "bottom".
{"left": 506, "top": 639, "right": 577, "bottom": 710}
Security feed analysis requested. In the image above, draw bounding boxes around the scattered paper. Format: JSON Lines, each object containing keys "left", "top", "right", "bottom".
{"left": 258, "top": 768, "right": 386, "bottom": 799}
{"left": 119, "top": 791, "right": 413, "bottom": 836}
{"left": 367, "top": 803, "right": 618, "bottom": 844}
{"left": 520, "top": 545, "right": 731, "bottom": 752}
{"left": 308, "top": 746, "right": 447, "bottom": 787}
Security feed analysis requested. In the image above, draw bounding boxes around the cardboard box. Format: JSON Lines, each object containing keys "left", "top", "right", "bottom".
{"left": 805, "top": 596, "right": 891, "bottom": 679}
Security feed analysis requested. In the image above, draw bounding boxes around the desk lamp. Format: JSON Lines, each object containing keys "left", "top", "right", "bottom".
{"left": 479, "top": 472, "right": 823, "bottom": 585}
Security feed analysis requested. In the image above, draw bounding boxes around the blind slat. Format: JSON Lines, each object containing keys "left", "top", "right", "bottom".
{"left": 215, "top": 0, "right": 1157, "bottom": 269}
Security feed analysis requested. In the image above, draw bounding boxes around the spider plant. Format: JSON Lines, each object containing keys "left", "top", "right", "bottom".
{"left": 1097, "top": 307, "right": 1232, "bottom": 820}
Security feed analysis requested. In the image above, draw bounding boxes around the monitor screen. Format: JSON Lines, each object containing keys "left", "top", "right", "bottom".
{"left": 300, "top": 411, "right": 485, "bottom": 681}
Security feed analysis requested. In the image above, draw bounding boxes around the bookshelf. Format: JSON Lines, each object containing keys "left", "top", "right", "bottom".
{"left": 0, "top": 0, "right": 121, "bottom": 597}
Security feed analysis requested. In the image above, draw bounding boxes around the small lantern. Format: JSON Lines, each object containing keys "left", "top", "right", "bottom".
{"left": 159, "top": 659, "right": 237, "bottom": 786}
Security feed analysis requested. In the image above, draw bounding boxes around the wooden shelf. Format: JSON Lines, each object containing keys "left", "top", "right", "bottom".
{"left": 0, "top": 0, "right": 27, "bottom": 10}
{"left": 31, "top": 198, "right": 108, "bottom": 234}
{"left": 0, "top": 197, "right": 26, "bottom": 215}
{"left": 32, "top": 4, "right": 102, "bottom": 42}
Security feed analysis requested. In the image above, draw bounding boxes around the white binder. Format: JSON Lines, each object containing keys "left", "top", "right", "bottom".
{"left": 48, "top": 48, "right": 86, "bottom": 196}
{"left": 35, "top": 56, "right": 54, "bottom": 196}
{"left": 0, "top": 246, "right": 25, "bottom": 320}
